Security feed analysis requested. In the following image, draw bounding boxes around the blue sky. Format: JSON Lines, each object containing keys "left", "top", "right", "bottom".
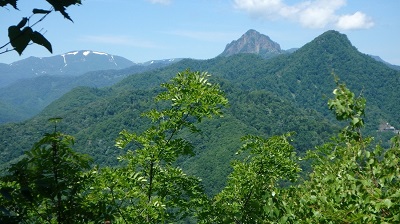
{"left": 1, "top": 0, "right": 399, "bottom": 65}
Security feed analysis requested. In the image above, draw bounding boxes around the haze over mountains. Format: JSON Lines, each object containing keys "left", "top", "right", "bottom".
{"left": 0, "top": 50, "right": 136, "bottom": 88}
{"left": 1, "top": 29, "right": 400, "bottom": 194}
{"left": 0, "top": 52, "right": 181, "bottom": 123}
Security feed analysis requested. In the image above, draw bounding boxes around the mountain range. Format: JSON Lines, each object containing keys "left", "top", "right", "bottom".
{"left": 1, "top": 29, "right": 396, "bottom": 124}
{"left": 0, "top": 50, "right": 136, "bottom": 88}
{"left": 0, "top": 52, "right": 181, "bottom": 123}
{"left": 1, "top": 30, "right": 400, "bottom": 195}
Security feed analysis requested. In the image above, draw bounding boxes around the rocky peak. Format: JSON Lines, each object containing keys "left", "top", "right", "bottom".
{"left": 220, "top": 29, "right": 282, "bottom": 57}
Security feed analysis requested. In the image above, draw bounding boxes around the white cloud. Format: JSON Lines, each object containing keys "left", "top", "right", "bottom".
{"left": 296, "top": 0, "right": 345, "bottom": 28}
{"left": 146, "top": 0, "right": 171, "bottom": 5}
{"left": 233, "top": 0, "right": 286, "bottom": 19}
{"left": 336, "top": 11, "right": 374, "bottom": 30}
{"left": 233, "top": 0, "right": 374, "bottom": 30}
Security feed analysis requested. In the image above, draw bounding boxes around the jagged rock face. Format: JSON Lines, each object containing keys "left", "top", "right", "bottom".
{"left": 220, "top": 29, "right": 282, "bottom": 57}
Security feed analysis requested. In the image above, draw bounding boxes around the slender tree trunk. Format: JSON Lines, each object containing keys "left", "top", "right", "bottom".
{"left": 52, "top": 140, "right": 63, "bottom": 223}
{"left": 147, "top": 159, "right": 155, "bottom": 222}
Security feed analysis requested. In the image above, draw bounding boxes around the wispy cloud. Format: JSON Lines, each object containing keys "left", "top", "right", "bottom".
{"left": 165, "top": 30, "right": 236, "bottom": 42}
{"left": 79, "top": 35, "right": 164, "bottom": 49}
{"left": 146, "top": 0, "right": 171, "bottom": 5}
{"left": 233, "top": 0, "right": 374, "bottom": 30}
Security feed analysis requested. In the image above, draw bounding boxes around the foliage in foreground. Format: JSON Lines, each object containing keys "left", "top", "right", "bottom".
{"left": 201, "top": 133, "right": 300, "bottom": 223}
{"left": 288, "top": 80, "right": 400, "bottom": 223}
{"left": 1, "top": 70, "right": 400, "bottom": 223}
{"left": 199, "top": 78, "right": 400, "bottom": 223}
{"left": 86, "top": 69, "right": 228, "bottom": 223}
{"left": 0, "top": 119, "right": 93, "bottom": 223}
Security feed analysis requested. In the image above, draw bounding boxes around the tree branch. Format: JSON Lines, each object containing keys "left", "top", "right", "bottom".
{"left": 0, "top": 7, "right": 53, "bottom": 55}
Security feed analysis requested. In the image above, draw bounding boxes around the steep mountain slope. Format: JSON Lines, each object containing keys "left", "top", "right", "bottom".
{"left": 117, "top": 30, "right": 400, "bottom": 132}
{"left": 0, "top": 100, "right": 27, "bottom": 123}
{"left": 220, "top": 29, "right": 282, "bottom": 58}
{"left": 213, "top": 30, "right": 400, "bottom": 133}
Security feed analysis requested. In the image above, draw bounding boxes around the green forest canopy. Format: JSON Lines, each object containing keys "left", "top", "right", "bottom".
{"left": 1, "top": 70, "right": 399, "bottom": 223}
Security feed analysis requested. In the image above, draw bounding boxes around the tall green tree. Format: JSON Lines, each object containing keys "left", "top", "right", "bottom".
{"left": 200, "top": 133, "right": 300, "bottom": 223}
{"left": 284, "top": 79, "right": 400, "bottom": 223}
{"left": 87, "top": 69, "right": 228, "bottom": 223}
{"left": 0, "top": 118, "right": 93, "bottom": 223}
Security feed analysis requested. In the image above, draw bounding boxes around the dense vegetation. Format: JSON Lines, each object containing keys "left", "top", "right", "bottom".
{"left": 1, "top": 30, "right": 400, "bottom": 196}
{"left": 1, "top": 70, "right": 399, "bottom": 223}
{"left": 0, "top": 78, "right": 334, "bottom": 195}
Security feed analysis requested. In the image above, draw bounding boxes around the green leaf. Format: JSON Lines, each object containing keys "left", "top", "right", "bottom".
{"left": 31, "top": 31, "right": 53, "bottom": 53}
{"left": 48, "top": 117, "right": 63, "bottom": 123}
{"left": 32, "top": 8, "right": 52, "bottom": 14}
{"left": 8, "top": 26, "right": 32, "bottom": 55}
{"left": 351, "top": 117, "right": 359, "bottom": 125}
{"left": 383, "top": 199, "right": 392, "bottom": 208}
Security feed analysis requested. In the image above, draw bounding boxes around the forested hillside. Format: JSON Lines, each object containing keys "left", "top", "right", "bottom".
{"left": 0, "top": 75, "right": 334, "bottom": 195}
{"left": 110, "top": 31, "right": 400, "bottom": 135}
{"left": 1, "top": 70, "right": 399, "bottom": 223}
{"left": 1, "top": 30, "right": 400, "bottom": 193}
{"left": 0, "top": 62, "right": 172, "bottom": 123}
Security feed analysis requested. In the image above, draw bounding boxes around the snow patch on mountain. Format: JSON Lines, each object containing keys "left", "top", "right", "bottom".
{"left": 110, "top": 55, "right": 118, "bottom": 66}
{"left": 61, "top": 54, "right": 67, "bottom": 67}
{"left": 93, "top": 51, "right": 108, "bottom": 56}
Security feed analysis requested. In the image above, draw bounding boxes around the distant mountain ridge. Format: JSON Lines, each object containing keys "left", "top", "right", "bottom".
{"left": 0, "top": 52, "right": 182, "bottom": 123}
{"left": 369, "top": 55, "right": 400, "bottom": 71}
{"left": 0, "top": 50, "right": 135, "bottom": 88}
{"left": 58, "top": 50, "right": 135, "bottom": 73}
{"left": 0, "top": 30, "right": 398, "bottom": 125}
{"left": 220, "top": 29, "right": 399, "bottom": 68}
{"left": 220, "top": 29, "right": 283, "bottom": 58}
